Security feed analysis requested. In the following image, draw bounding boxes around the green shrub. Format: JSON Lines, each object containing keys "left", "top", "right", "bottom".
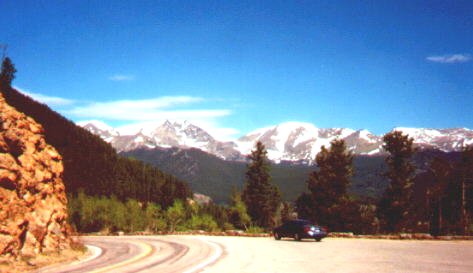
{"left": 186, "top": 214, "right": 219, "bottom": 232}
{"left": 166, "top": 200, "right": 186, "bottom": 232}
{"left": 246, "top": 225, "right": 265, "bottom": 234}
{"left": 223, "top": 222, "right": 235, "bottom": 231}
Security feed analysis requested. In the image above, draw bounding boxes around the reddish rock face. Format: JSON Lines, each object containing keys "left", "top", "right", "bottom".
{"left": 0, "top": 93, "right": 70, "bottom": 257}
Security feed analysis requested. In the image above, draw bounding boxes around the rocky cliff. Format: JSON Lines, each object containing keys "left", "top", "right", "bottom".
{"left": 0, "top": 92, "right": 70, "bottom": 257}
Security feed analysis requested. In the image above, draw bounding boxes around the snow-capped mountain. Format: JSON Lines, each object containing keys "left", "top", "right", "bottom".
{"left": 235, "top": 122, "right": 382, "bottom": 162}
{"left": 80, "top": 120, "right": 242, "bottom": 160}
{"left": 393, "top": 127, "right": 473, "bottom": 152}
{"left": 79, "top": 120, "right": 473, "bottom": 163}
{"left": 77, "top": 120, "right": 119, "bottom": 142}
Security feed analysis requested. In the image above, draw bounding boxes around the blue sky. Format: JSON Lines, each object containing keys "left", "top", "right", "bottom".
{"left": 1, "top": 0, "right": 472, "bottom": 139}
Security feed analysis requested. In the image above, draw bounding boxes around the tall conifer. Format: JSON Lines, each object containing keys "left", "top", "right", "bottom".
{"left": 459, "top": 145, "right": 473, "bottom": 234}
{"left": 242, "top": 141, "right": 281, "bottom": 228}
{"left": 377, "top": 131, "right": 416, "bottom": 232}
{"left": 296, "top": 139, "right": 354, "bottom": 230}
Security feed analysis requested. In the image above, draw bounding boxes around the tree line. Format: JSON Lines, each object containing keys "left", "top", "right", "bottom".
{"left": 295, "top": 132, "right": 473, "bottom": 235}
{"left": 67, "top": 189, "right": 255, "bottom": 234}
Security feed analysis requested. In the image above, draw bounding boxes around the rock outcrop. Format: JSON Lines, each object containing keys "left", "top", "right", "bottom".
{"left": 0, "top": 92, "right": 70, "bottom": 257}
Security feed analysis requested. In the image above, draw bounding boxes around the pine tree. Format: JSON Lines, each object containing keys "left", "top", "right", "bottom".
{"left": 377, "top": 131, "right": 416, "bottom": 232}
{"left": 458, "top": 145, "right": 473, "bottom": 234}
{"left": 0, "top": 57, "right": 16, "bottom": 87}
{"left": 242, "top": 141, "right": 281, "bottom": 228}
{"left": 428, "top": 157, "right": 452, "bottom": 235}
{"left": 296, "top": 139, "right": 355, "bottom": 230}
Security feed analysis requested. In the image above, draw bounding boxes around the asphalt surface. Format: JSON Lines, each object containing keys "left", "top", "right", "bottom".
{"left": 34, "top": 235, "right": 473, "bottom": 273}
{"left": 33, "top": 235, "right": 221, "bottom": 273}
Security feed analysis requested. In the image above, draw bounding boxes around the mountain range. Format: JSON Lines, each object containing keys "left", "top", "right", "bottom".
{"left": 79, "top": 120, "right": 473, "bottom": 163}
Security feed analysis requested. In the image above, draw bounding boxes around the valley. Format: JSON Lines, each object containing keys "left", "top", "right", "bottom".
{"left": 122, "top": 147, "right": 389, "bottom": 203}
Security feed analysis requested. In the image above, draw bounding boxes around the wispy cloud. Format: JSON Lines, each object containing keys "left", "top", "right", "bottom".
{"left": 66, "top": 96, "right": 219, "bottom": 120}
{"left": 15, "top": 86, "right": 74, "bottom": 106}
{"left": 67, "top": 96, "right": 237, "bottom": 140}
{"left": 426, "top": 54, "right": 471, "bottom": 64}
{"left": 108, "top": 74, "right": 135, "bottom": 81}
{"left": 12, "top": 87, "right": 239, "bottom": 140}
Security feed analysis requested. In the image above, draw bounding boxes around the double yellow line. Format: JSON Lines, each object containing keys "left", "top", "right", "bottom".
{"left": 89, "top": 241, "right": 154, "bottom": 273}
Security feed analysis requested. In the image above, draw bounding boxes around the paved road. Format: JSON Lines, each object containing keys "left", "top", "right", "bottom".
{"left": 202, "top": 236, "right": 473, "bottom": 273}
{"left": 34, "top": 235, "right": 222, "bottom": 273}
{"left": 35, "top": 235, "right": 473, "bottom": 273}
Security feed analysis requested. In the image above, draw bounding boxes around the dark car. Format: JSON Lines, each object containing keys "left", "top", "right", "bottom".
{"left": 273, "top": 219, "right": 327, "bottom": 241}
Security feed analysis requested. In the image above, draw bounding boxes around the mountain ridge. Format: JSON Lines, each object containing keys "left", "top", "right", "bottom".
{"left": 80, "top": 120, "right": 473, "bottom": 163}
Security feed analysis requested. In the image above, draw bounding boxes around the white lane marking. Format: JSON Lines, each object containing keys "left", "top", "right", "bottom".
{"left": 89, "top": 241, "right": 154, "bottom": 273}
{"left": 54, "top": 244, "right": 103, "bottom": 267}
{"left": 182, "top": 239, "right": 223, "bottom": 273}
{"left": 33, "top": 245, "right": 103, "bottom": 273}
{"left": 34, "top": 244, "right": 104, "bottom": 272}
{"left": 81, "top": 245, "right": 103, "bottom": 263}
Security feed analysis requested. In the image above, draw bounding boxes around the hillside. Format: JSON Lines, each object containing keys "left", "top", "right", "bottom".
{"left": 123, "top": 146, "right": 462, "bottom": 204}
{"left": 0, "top": 86, "right": 191, "bottom": 208}
{"left": 122, "top": 147, "right": 389, "bottom": 203}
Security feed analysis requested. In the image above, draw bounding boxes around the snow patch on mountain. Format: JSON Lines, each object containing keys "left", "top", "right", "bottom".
{"left": 393, "top": 127, "right": 473, "bottom": 152}
{"left": 79, "top": 120, "right": 473, "bottom": 163}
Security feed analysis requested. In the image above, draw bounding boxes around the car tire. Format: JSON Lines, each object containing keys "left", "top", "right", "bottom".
{"left": 294, "top": 233, "right": 301, "bottom": 241}
{"left": 274, "top": 232, "right": 281, "bottom": 240}
{"left": 315, "top": 238, "right": 322, "bottom": 242}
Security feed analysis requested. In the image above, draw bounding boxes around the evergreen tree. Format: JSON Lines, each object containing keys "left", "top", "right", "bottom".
{"left": 427, "top": 157, "right": 452, "bottom": 235}
{"left": 242, "top": 141, "right": 281, "bottom": 228}
{"left": 458, "top": 145, "right": 473, "bottom": 234}
{"left": 377, "top": 131, "right": 416, "bottom": 232}
{"left": 295, "top": 192, "right": 313, "bottom": 220}
{"left": 0, "top": 57, "right": 16, "bottom": 87}
{"left": 296, "top": 139, "right": 355, "bottom": 231}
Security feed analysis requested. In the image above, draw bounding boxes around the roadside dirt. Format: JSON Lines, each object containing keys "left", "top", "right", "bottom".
{"left": 0, "top": 245, "right": 87, "bottom": 273}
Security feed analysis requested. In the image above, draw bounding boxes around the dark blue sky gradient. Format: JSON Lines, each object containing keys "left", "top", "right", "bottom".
{"left": 1, "top": 0, "right": 472, "bottom": 137}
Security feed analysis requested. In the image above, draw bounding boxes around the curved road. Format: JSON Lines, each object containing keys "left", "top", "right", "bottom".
{"left": 34, "top": 235, "right": 473, "bottom": 273}
{"left": 34, "top": 235, "right": 222, "bottom": 273}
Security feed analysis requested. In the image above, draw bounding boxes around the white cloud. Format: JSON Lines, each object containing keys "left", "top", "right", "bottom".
{"left": 108, "top": 74, "right": 135, "bottom": 81}
{"left": 12, "top": 87, "right": 239, "bottom": 140}
{"left": 14, "top": 86, "right": 74, "bottom": 106}
{"left": 426, "top": 54, "right": 471, "bottom": 64}
{"left": 66, "top": 96, "right": 229, "bottom": 121}
{"left": 68, "top": 96, "right": 238, "bottom": 140}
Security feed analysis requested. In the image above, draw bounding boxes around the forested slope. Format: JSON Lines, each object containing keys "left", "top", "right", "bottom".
{"left": 0, "top": 86, "right": 191, "bottom": 208}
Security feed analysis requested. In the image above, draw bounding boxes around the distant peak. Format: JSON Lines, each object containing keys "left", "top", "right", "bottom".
{"left": 79, "top": 120, "right": 473, "bottom": 162}
{"left": 276, "top": 121, "right": 318, "bottom": 129}
{"left": 77, "top": 119, "right": 112, "bottom": 129}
